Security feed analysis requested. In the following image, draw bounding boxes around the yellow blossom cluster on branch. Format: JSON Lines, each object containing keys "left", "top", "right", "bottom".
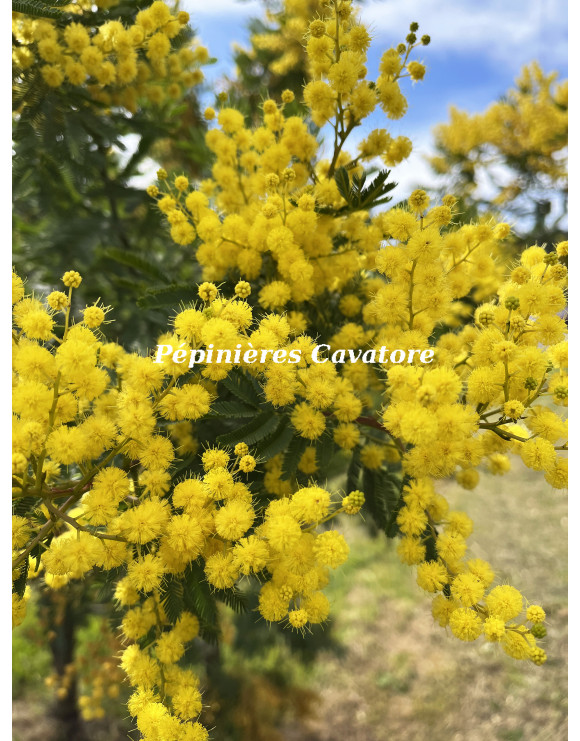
{"left": 12, "top": 0, "right": 568, "bottom": 734}
{"left": 12, "top": 267, "right": 368, "bottom": 737}
{"left": 429, "top": 62, "right": 568, "bottom": 208}
{"left": 12, "top": 0, "right": 208, "bottom": 111}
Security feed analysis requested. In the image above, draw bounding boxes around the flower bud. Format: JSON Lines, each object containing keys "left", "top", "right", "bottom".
{"left": 531, "top": 624, "right": 547, "bottom": 639}
{"left": 504, "top": 296, "right": 520, "bottom": 310}
{"left": 309, "top": 20, "right": 326, "bottom": 38}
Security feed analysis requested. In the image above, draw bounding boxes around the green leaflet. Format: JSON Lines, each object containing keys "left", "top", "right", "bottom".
{"left": 100, "top": 247, "right": 171, "bottom": 285}
{"left": 363, "top": 469, "right": 405, "bottom": 538}
{"left": 160, "top": 576, "right": 185, "bottom": 625}
{"left": 208, "top": 400, "right": 258, "bottom": 419}
{"left": 255, "top": 419, "right": 295, "bottom": 461}
{"left": 316, "top": 167, "right": 398, "bottom": 215}
{"left": 346, "top": 447, "right": 362, "bottom": 493}
{"left": 315, "top": 433, "right": 336, "bottom": 473}
{"left": 281, "top": 435, "right": 308, "bottom": 480}
{"left": 216, "top": 412, "right": 280, "bottom": 446}
{"left": 13, "top": 0, "right": 69, "bottom": 20}
{"left": 213, "top": 587, "right": 249, "bottom": 614}
{"left": 136, "top": 284, "right": 196, "bottom": 309}
{"left": 220, "top": 369, "right": 263, "bottom": 407}
{"left": 183, "top": 563, "right": 220, "bottom": 643}
{"left": 12, "top": 558, "right": 29, "bottom": 599}
{"left": 12, "top": 496, "right": 37, "bottom": 518}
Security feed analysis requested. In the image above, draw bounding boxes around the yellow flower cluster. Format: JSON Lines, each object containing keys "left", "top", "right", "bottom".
{"left": 397, "top": 477, "right": 548, "bottom": 664}
{"left": 149, "top": 32, "right": 566, "bottom": 671}
{"left": 250, "top": 0, "right": 325, "bottom": 78}
{"left": 430, "top": 62, "right": 568, "bottom": 205}
{"left": 12, "top": 0, "right": 207, "bottom": 112}
{"left": 12, "top": 269, "right": 371, "bottom": 735}
{"left": 119, "top": 596, "right": 208, "bottom": 740}
{"left": 12, "top": 4, "right": 568, "bottom": 731}
{"left": 381, "top": 240, "right": 568, "bottom": 489}
{"left": 151, "top": 6, "right": 429, "bottom": 281}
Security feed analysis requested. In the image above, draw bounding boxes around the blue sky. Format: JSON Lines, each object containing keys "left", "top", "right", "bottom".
{"left": 182, "top": 0, "right": 568, "bottom": 195}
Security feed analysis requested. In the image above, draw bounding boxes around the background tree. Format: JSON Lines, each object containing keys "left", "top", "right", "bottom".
{"left": 427, "top": 62, "right": 568, "bottom": 251}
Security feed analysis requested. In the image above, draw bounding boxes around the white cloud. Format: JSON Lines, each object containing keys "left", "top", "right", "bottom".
{"left": 361, "top": 0, "right": 567, "bottom": 70}
{"left": 183, "top": 0, "right": 260, "bottom": 17}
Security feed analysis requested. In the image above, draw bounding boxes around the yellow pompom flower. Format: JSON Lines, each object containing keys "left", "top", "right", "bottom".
{"left": 290, "top": 486, "right": 331, "bottom": 523}
{"left": 501, "top": 629, "right": 534, "bottom": 660}
{"left": 61, "top": 270, "right": 82, "bottom": 288}
{"left": 214, "top": 501, "right": 254, "bottom": 541}
{"left": 449, "top": 608, "right": 483, "bottom": 641}
{"left": 198, "top": 282, "right": 218, "bottom": 302}
{"left": 431, "top": 595, "right": 459, "bottom": 627}
{"left": 288, "top": 608, "right": 309, "bottom": 630}
{"left": 313, "top": 531, "right": 349, "bottom": 568}
{"left": 397, "top": 537, "right": 426, "bottom": 565}
{"left": 12, "top": 272, "right": 25, "bottom": 304}
{"left": 520, "top": 437, "right": 557, "bottom": 471}
{"left": 408, "top": 189, "right": 430, "bottom": 214}
{"left": 486, "top": 585, "right": 523, "bottom": 621}
{"left": 232, "top": 535, "right": 269, "bottom": 575}
{"left": 526, "top": 605, "right": 546, "bottom": 623}
{"left": 156, "top": 631, "right": 185, "bottom": 664}
{"left": 235, "top": 281, "right": 251, "bottom": 298}
{"left": 450, "top": 573, "right": 485, "bottom": 606}
{"left": 47, "top": 291, "right": 68, "bottom": 311}
{"left": 416, "top": 561, "right": 448, "bottom": 593}
{"left": 204, "top": 551, "right": 239, "bottom": 589}
{"left": 483, "top": 616, "right": 506, "bottom": 642}
{"left": 82, "top": 305, "right": 106, "bottom": 328}
{"left": 238, "top": 454, "right": 256, "bottom": 473}
{"left": 127, "top": 555, "right": 165, "bottom": 593}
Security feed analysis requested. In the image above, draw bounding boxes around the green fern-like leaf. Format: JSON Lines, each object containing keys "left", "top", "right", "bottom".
{"left": 13, "top": 0, "right": 68, "bottom": 20}
{"left": 100, "top": 247, "right": 171, "bottom": 285}
{"left": 208, "top": 401, "right": 258, "bottom": 418}
{"left": 216, "top": 411, "right": 280, "bottom": 447}
{"left": 137, "top": 283, "right": 196, "bottom": 309}
{"left": 220, "top": 369, "right": 263, "bottom": 408}
{"left": 214, "top": 587, "right": 249, "bottom": 614}
{"left": 183, "top": 562, "right": 220, "bottom": 642}
{"left": 255, "top": 419, "right": 295, "bottom": 460}
{"left": 160, "top": 575, "right": 185, "bottom": 625}
{"left": 281, "top": 435, "right": 309, "bottom": 480}
{"left": 346, "top": 447, "right": 362, "bottom": 494}
{"left": 12, "top": 559, "right": 29, "bottom": 598}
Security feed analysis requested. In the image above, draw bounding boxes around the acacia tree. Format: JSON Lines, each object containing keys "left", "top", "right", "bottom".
{"left": 12, "top": 2, "right": 567, "bottom": 740}
{"left": 427, "top": 62, "right": 568, "bottom": 250}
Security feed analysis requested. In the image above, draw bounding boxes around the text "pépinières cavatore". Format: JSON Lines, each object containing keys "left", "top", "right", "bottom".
{"left": 153, "top": 344, "right": 435, "bottom": 368}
